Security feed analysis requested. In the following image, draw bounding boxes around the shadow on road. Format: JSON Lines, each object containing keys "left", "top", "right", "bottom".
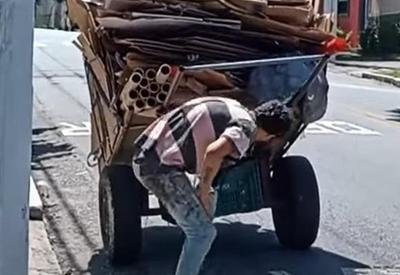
{"left": 386, "top": 108, "right": 400, "bottom": 123}
{"left": 87, "top": 222, "right": 368, "bottom": 275}
{"left": 31, "top": 127, "right": 100, "bottom": 271}
{"left": 31, "top": 127, "right": 74, "bottom": 170}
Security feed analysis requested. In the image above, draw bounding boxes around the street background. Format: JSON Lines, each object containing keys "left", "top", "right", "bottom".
{"left": 31, "top": 29, "right": 400, "bottom": 275}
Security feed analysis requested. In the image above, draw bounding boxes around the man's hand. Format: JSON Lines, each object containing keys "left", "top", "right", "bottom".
{"left": 196, "top": 185, "right": 215, "bottom": 217}
{"left": 197, "top": 137, "right": 235, "bottom": 216}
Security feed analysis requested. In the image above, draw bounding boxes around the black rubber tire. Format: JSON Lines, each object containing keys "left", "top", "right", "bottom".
{"left": 271, "top": 156, "right": 320, "bottom": 249}
{"left": 99, "top": 165, "right": 142, "bottom": 266}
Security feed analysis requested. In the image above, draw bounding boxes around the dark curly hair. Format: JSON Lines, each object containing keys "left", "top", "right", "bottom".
{"left": 253, "top": 100, "right": 292, "bottom": 136}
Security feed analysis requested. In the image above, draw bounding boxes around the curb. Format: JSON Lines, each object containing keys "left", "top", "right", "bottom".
{"left": 30, "top": 177, "right": 43, "bottom": 220}
{"left": 360, "top": 72, "right": 400, "bottom": 88}
{"left": 330, "top": 60, "right": 398, "bottom": 70}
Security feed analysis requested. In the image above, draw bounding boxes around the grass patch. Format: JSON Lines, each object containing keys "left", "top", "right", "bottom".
{"left": 382, "top": 69, "right": 400, "bottom": 78}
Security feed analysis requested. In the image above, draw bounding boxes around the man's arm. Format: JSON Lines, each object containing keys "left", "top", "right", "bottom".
{"left": 197, "top": 136, "right": 235, "bottom": 214}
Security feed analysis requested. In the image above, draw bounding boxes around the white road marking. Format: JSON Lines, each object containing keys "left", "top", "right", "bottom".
{"left": 62, "top": 40, "right": 73, "bottom": 47}
{"left": 59, "top": 120, "right": 382, "bottom": 137}
{"left": 342, "top": 267, "right": 400, "bottom": 275}
{"left": 149, "top": 194, "right": 160, "bottom": 209}
{"left": 59, "top": 122, "right": 91, "bottom": 136}
{"left": 331, "top": 83, "right": 399, "bottom": 94}
{"left": 314, "top": 121, "right": 382, "bottom": 136}
{"left": 305, "top": 122, "right": 338, "bottom": 135}
{"left": 29, "top": 177, "right": 43, "bottom": 220}
{"left": 34, "top": 42, "right": 47, "bottom": 48}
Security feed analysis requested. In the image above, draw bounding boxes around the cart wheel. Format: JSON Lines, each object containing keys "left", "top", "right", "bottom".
{"left": 272, "top": 156, "right": 320, "bottom": 249}
{"left": 99, "top": 165, "right": 142, "bottom": 266}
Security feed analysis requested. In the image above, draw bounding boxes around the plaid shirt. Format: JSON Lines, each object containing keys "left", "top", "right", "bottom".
{"left": 133, "top": 97, "right": 257, "bottom": 174}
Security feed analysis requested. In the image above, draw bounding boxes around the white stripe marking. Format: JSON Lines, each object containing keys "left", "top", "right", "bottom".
{"left": 62, "top": 41, "right": 73, "bottom": 47}
{"left": 59, "top": 122, "right": 91, "bottom": 136}
{"left": 34, "top": 42, "right": 47, "bottom": 48}
{"left": 318, "top": 121, "right": 382, "bottom": 136}
{"left": 331, "top": 83, "right": 399, "bottom": 93}
{"left": 342, "top": 267, "right": 400, "bottom": 275}
{"left": 29, "top": 177, "right": 43, "bottom": 220}
{"left": 306, "top": 121, "right": 382, "bottom": 136}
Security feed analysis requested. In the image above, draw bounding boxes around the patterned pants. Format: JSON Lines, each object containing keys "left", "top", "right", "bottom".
{"left": 133, "top": 163, "right": 217, "bottom": 275}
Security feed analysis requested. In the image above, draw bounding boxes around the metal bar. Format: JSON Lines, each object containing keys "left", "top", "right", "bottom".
{"left": 286, "top": 54, "right": 330, "bottom": 107}
{"left": 282, "top": 124, "right": 307, "bottom": 157}
{"left": 182, "top": 54, "right": 326, "bottom": 72}
{"left": 278, "top": 54, "right": 330, "bottom": 158}
{"left": 142, "top": 208, "right": 163, "bottom": 216}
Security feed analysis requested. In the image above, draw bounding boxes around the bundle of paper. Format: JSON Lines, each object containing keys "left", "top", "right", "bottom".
{"left": 66, "top": 0, "right": 336, "bottom": 164}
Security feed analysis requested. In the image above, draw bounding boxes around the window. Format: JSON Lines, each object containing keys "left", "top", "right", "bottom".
{"left": 338, "top": 0, "right": 350, "bottom": 16}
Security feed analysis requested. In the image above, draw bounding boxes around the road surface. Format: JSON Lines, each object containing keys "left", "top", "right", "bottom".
{"left": 31, "top": 29, "right": 400, "bottom": 275}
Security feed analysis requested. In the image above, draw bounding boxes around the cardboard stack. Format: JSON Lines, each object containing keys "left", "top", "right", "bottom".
{"left": 66, "top": 0, "right": 336, "bottom": 166}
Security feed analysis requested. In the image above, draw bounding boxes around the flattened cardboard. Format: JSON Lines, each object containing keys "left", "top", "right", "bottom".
{"left": 77, "top": 34, "right": 110, "bottom": 100}
{"left": 66, "top": 0, "right": 90, "bottom": 37}
{"left": 268, "top": 0, "right": 310, "bottom": 5}
{"left": 110, "top": 125, "right": 147, "bottom": 165}
{"left": 265, "top": 5, "right": 313, "bottom": 26}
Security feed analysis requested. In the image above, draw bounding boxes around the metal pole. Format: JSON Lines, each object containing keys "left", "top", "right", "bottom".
{"left": 182, "top": 54, "right": 325, "bottom": 72}
{"left": 323, "top": 0, "right": 338, "bottom": 33}
{"left": 0, "top": 0, "right": 34, "bottom": 273}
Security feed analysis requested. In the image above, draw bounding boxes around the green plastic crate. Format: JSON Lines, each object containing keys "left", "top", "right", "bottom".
{"left": 214, "top": 159, "right": 265, "bottom": 217}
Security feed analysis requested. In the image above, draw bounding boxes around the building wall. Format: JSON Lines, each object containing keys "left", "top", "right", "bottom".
{"left": 338, "top": 0, "right": 363, "bottom": 47}
{"left": 35, "top": 0, "right": 72, "bottom": 30}
{"left": 378, "top": 0, "right": 400, "bottom": 16}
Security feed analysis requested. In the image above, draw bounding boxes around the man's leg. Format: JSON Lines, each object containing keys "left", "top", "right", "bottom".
{"left": 133, "top": 165, "right": 216, "bottom": 275}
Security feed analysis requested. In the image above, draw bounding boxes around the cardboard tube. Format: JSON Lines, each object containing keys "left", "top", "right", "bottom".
{"left": 129, "top": 90, "right": 138, "bottom": 100}
{"left": 134, "top": 99, "right": 146, "bottom": 110}
{"left": 120, "top": 72, "right": 141, "bottom": 96}
{"left": 139, "top": 89, "right": 150, "bottom": 99}
{"left": 161, "top": 83, "right": 171, "bottom": 93}
{"left": 146, "top": 97, "right": 157, "bottom": 107}
{"left": 156, "top": 92, "right": 168, "bottom": 103}
{"left": 149, "top": 82, "right": 160, "bottom": 94}
{"left": 130, "top": 72, "right": 142, "bottom": 83}
{"left": 119, "top": 73, "right": 141, "bottom": 109}
{"left": 134, "top": 67, "right": 145, "bottom": 76}
{"left": 120, "top": 89, "right": 138, "bottom": 111}
{"left": 139, "top": 78, "right": 149, "bottom": 89}
{"left": 145, "top": 68, "right": 157, "bottom": 80}
{"left": 155, "top": 64, "right": 171, "bottom": 84}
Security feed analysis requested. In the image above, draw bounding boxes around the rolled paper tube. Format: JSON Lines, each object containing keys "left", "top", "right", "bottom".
{"left": 129, "top": 90, "right": 139, "bottom": 100}
{"left": 145, "top": 68, "right": 157, "bottom": 80}
{"left": 120, "top": 76, "right": 141, "bottom": 108}
{"left": 146, "top": 97, "right": 157, "bottom": 107}
{"left": 155, "top": 64, "right": 171, "bottom": 84}
{"left": 139, "top": 78, "right": 149, "bottom": 88}
{"left": 120, "top": 72, "right": 142, "bottom": 100}
{"left": 130, "top": 72, "right": 142, "bottom": 84}
{"left": 156, "top": 92, "right": 168, "bottom": 103}
{"left": 135, "top": 99, "right": 146, "bottom": 109}
{"left": 120, "top": 102, "right": 131, "bottom": 112}
{"left": 134, "top": 68, "right": 145, "bottom": 76}
{"left": 139, "top": 89, "right": 150, "bottom": 99}
{"left": 161, "top": 83, "right": 171, "bottom": 93}
{"left": 149, "top": 83, "right": 160, "bottom": 94}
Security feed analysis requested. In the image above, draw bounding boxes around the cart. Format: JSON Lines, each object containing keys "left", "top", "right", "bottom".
{"left": 86, "top": 53, "right": 331, "bottom": 266}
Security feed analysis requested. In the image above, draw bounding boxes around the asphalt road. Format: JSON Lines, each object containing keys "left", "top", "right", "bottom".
{"left": 31, "top": 29, "right": 400, "bottom": 275}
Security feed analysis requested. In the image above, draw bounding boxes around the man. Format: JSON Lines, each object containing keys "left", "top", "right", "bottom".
{"left": 132, "top": 97, "right": 293, "bottom": 275}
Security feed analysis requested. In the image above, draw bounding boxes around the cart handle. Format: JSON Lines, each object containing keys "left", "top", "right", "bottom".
{"left": 182, "top": 54, "right": 327, "bottom": 72}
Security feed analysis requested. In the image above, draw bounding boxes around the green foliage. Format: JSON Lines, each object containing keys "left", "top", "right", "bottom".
{"left": 360, "top": 15, "right": 400, "bottom": 56}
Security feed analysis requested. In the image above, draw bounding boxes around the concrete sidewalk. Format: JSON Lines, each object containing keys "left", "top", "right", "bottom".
{"left": 331, "top": 54, "right": 400, "bottom": 70}
{"left": 29, "top": 221, "right": 61, "bottom": 275}
{"left": 331, "top": 54, "right": 400, "bottom": 88}
{"left": 29, "top": 177, "right": 61, "bottom": 274}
